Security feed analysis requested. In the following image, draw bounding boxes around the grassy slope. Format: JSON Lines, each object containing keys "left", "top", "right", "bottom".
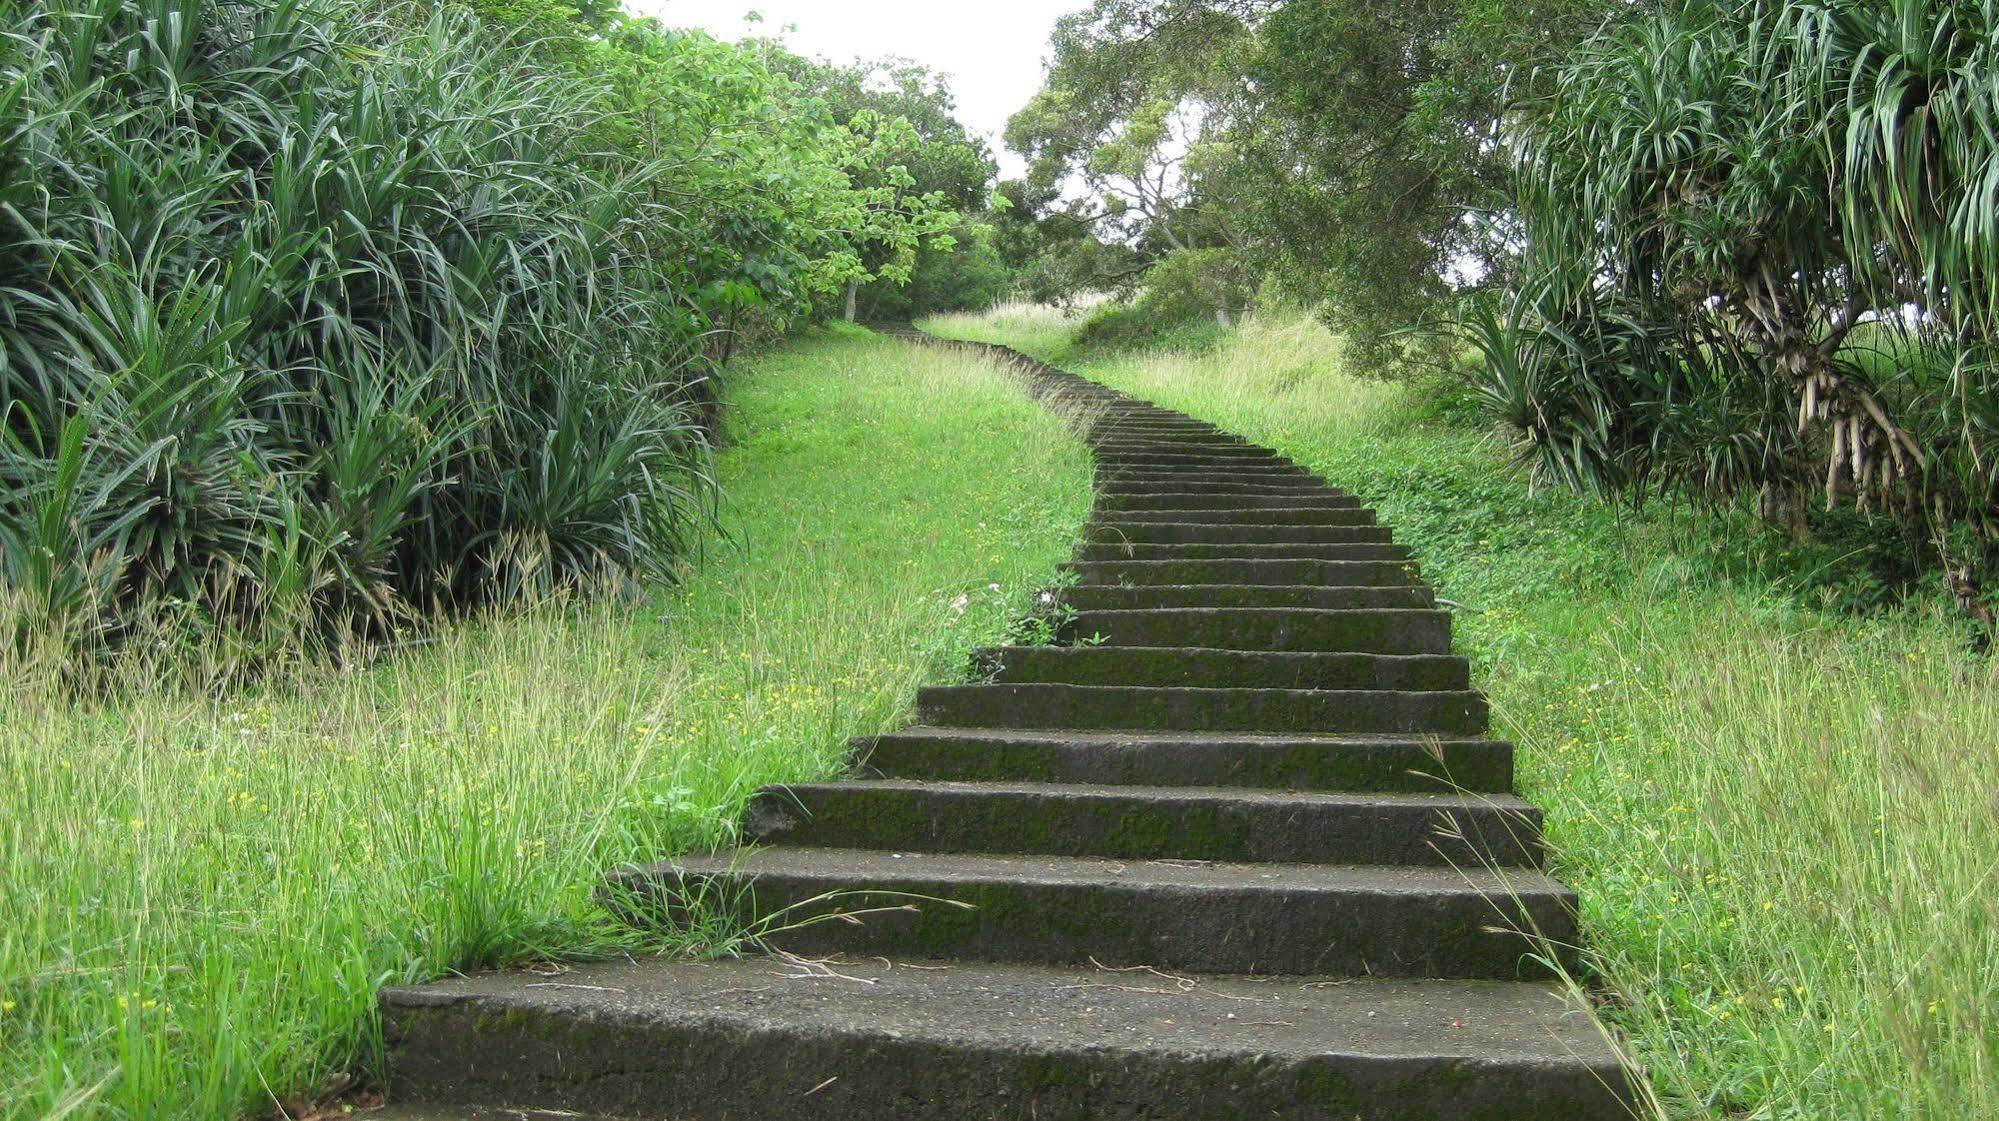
{"left": 0, "top": 326, "right": 1092, "bottom": 1120}
{"left": 926, "top": 305, "right": 1999, "bottom": 1120}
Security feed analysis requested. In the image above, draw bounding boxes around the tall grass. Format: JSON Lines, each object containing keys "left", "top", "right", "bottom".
{"left": 0, "top": 0, "right": 727, "bottom": 654}
{"left": 0, "top": 329, "right": 1093, "bottom": 1120}
{"left": 930, "top": 307, "right": 1999, "bottom": 1119}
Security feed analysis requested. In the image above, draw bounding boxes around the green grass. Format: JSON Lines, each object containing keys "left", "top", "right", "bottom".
{"left": 925, "top": 306, "right": 1999, "bottom": 1120}
{"left": 0, "top": 326, "right": 1093, "bottom": 1120}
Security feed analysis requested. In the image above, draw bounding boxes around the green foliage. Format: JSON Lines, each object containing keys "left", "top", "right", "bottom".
{"left": 0, "top": 328, "right": 1092, "bottom": 1118}
{"left": 754, "top": 50, "right": 993, "bottom": 319}
{"left": 1002, "top": 0, "right": 1612, "bottom": 366}
{"left": 1488, "top": 0, "right": 1999, "bottom": 625}
{"left": 0, "top": 0, "right": 984, "bottom": 661}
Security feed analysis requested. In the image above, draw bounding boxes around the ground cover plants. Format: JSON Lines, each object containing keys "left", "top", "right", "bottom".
{"left": 0, "top": 329, "right": 1092, "bottom": 1120}
{"left": 927, "top": 304, "right": 1999, "bottom": 1119}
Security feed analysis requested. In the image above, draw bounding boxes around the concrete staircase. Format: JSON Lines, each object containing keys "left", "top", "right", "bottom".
{"left": 375, "top": 341, "right": 1632, "bottom": 1119}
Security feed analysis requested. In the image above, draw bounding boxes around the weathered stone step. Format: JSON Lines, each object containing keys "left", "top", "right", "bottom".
{"left": 745, "top": 781, "right": 1542, "bottom": 866}
{"left": 1097, "top": 454, "right": 1305, "bottom": 471}
{"left": 354, "top": 1109, "right": 600, "bottom": 1121}
{"left": 1060, "top": 582, "right": 1432, "bottom": 612}
{"left": 982, "top": 644, "right": 1466, "bottom": 689}
{"left": 1068, "top": 557, "right": 1422, "bottom": 587}
{"left": 916, "top": 683, "right": 1485, "bottom": 735}
{"left": 857, "top": 727, "right": 1513, "bottom": 792}
{"left": 381, "top": 957, "right": 1632, "bottom": 1120}
{"left": 1096, "top": 435, "right": 1244, "bottom": 448}
{"left": 1077, "top": 541, "right": 1411, "bottom": 563}
{"left": 1087, "top": 524, "right": 1393, "bottom": 548}
{"left": 1099, "top": 463, "right": 1318, "bottom": 480}
{"left": 1098, "top": 478, "right": 1330, "bottom": 496}
{"left": 1097, "top": 491, "right": 1360, "bottom": 511}
{"left": 1093, "top": 433, "right": 1263, "bottom": 445}
{"left": 1098, "top": 505, "right": 1378, "bottom": 526}
{"left": 617, "top": 847, "right": 1576, "bottom": 977}
{"left": 1068, "top": 607, "right": 1451, "bottom": 653}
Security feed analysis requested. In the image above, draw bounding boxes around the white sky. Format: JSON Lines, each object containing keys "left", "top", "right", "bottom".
{"left": 630, "top": 1, "right": 1084, "bottom": 176}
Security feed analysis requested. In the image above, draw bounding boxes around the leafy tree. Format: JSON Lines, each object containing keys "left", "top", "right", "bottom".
{"left": 1481, "top": 0, "right": 1999, "bottom": 626}
{"left": 1006, "top": 0, "right": 1612, "bottom": 361}
{"left": 760, "top": 51, "right": 991, "bottom": 319}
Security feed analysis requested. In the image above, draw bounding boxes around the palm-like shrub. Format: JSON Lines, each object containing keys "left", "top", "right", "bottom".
{"left": 1, "top": 0, "right": 732, "bottom": 654}
{"left": 1482, "top": 0, "right": 1999, "bottom": 623}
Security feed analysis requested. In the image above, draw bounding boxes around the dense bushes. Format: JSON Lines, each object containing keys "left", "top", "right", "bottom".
{"left": 0, "top": 0, "right": 960, "bottom": 658}
{"left": 1481, "top": 0, "right": 1999, "bottom": 625}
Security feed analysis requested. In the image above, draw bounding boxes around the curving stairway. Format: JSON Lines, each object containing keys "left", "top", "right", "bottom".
{"left": 374, "top": 339, "right": 1633, "bottom": 1120}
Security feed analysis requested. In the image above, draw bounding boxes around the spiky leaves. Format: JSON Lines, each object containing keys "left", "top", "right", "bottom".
{"left": 1490, "top": 0, "right": 1999, "bottom": 624}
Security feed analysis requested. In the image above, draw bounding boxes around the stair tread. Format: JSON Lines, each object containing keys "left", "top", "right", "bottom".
{"left": 763, "top": 778, "right": 1532, "bottom": 812}
{"left": 653, "top": 845, "right": 1563, "bottom": 897}
{"left": 381, "top": 955, "right": 1618, "bottom": 1069}
{"left": 869, "top": 725, "right": 1505, "bottom": 745}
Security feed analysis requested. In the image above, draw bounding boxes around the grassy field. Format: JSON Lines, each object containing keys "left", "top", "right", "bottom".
{"left": 926, "top": 304, "right": 1999, "bottom": 1120}
{"left": 0, "top": 326, "right": 1092, "bottom": 1121}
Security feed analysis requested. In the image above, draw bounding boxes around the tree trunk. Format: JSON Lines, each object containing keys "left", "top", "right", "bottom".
{"left": 844, "top": 280, "right": 860, "bottom": 323}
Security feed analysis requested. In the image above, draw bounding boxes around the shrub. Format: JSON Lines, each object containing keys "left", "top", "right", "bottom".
{"left": 1484, "top": 0, "right": 1999, "bottom": 627}
{"left": 0, "top": 0, "right": 962, "bottom": 660}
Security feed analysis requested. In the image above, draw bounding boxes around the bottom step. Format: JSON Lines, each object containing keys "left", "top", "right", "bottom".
{"left": 382, "top": 956, "right": 1632, "bottom": 1120}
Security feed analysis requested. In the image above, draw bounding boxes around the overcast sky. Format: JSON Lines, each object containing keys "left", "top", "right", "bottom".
{"left": 630, "top": 1, "right": 1084, "bottom": 175}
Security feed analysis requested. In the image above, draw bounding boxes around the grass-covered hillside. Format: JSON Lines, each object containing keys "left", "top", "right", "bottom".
{"left": 927, "top": 304, "right": 1999, "bottom": 1120}
{"left": 0, "top": 329, "right": 1091, "bottom": 1119}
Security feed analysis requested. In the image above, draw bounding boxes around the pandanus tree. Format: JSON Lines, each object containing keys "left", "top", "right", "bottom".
{"left": 1480, "top": 0, "right": 1999, "bottom": 625}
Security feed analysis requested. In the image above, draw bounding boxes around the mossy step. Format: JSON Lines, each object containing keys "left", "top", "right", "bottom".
{"left": 1085, "top": 525, "right": 1393, "bottom": 549}
{"left": 982, "top": 644, "right": 1465, "bottom": 689}
{"left": 1091, "top": 438, "right": 1274, "bottom": 453}
{"left": 351, "top": 1103, "right": 599, "bottom": 1111}
{"left": 1097, "top": 491, "right": 1362, "bottom": 510}
{"left": 1066, "top": 606, "right": 1450, "bottom": 653}
{"left": 1067, "top": 557, "right": 1423, "bottom": 586}
{"left": 855, "top": 727, "right": 1514, "bottom": 792}
{"left": 1099, "top": 504, "right": 1378, "bottom": 525}
{"left": 1077, "top": 542, "right": 1413, "bottom": 563}
{"left": 1094, "top": 474, "right": 1335, "bottom": 493}
{"left": 1097, "top": 479, "right": 1330, "bottom": 495}
{"left": 1092, "top": 436, "right": 1267, "bottom": 449}
{"left": 1098, "top": 461, "right": 1319, "bottom": 478}
{"left": 381, "top": 957, "right": 1632, "bottom": 1120}
{"left": 616, "top": 847, "right": 1576, "bottom": 978}
{"left": 916, "top": 683, "right": 1484, "bottom": 735}
{"left": 1097, "top": 453, "right": 1306, "bottom": 470}
{"left": 1060, "top": 583, "right": 1432, "bottom": 612}
{"left": 744, "top": 780, "right": 1542, "bottom": 867}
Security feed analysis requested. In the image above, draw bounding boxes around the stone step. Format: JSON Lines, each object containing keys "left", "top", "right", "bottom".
{"left": 1076, "top": 541, "right": 1412, "bottom": 563}
{"left": 1059, "top": 583, "right": 1432, "bottom": 612}
{"left": 1099, "top": 463, "right": 1319, "bottom": 480}
{"left": 1097, "top": 478, "right": 1330, "bottom": 495}
{"left": 856, "top": 727, "right": 1514, "bottom": 792}
{"left": 916, "top": 683, "right": 1486, "bottom": 735}
{"left": 982, "top": 644, "right": 1467, "bottom": 690}
{"left": 1068, "top": 607, "right": 1452, "bottom": 653}
{"left": 355, "top": 1103, "right": 599, "bottom": 1111}
{"left": 1097, "top": 454, "right": 1305, "bottom": 471}
{"left": 1069, "top": 558, "right": 1422, "bottom": 586}
{"left": 1096, "top": 491, "right": 1361, "bottom": 511}
{"left": 615, "top": 848, "right": 1576, "bottom": 977}
{"left": 1097, "top": 506, "right": 1378, "bottom": 526}
{"left": 744, "top": 781, "right": 1542, "bottom": 866}
{"left": 1092, "top": 439, "right": 1274, "bottom": 454}
{"left": 380, "top": 957, "right": 1632, "bottom": 1120}
{"left": 1087, "top": 524, "right": 1394, "bottom": 548}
